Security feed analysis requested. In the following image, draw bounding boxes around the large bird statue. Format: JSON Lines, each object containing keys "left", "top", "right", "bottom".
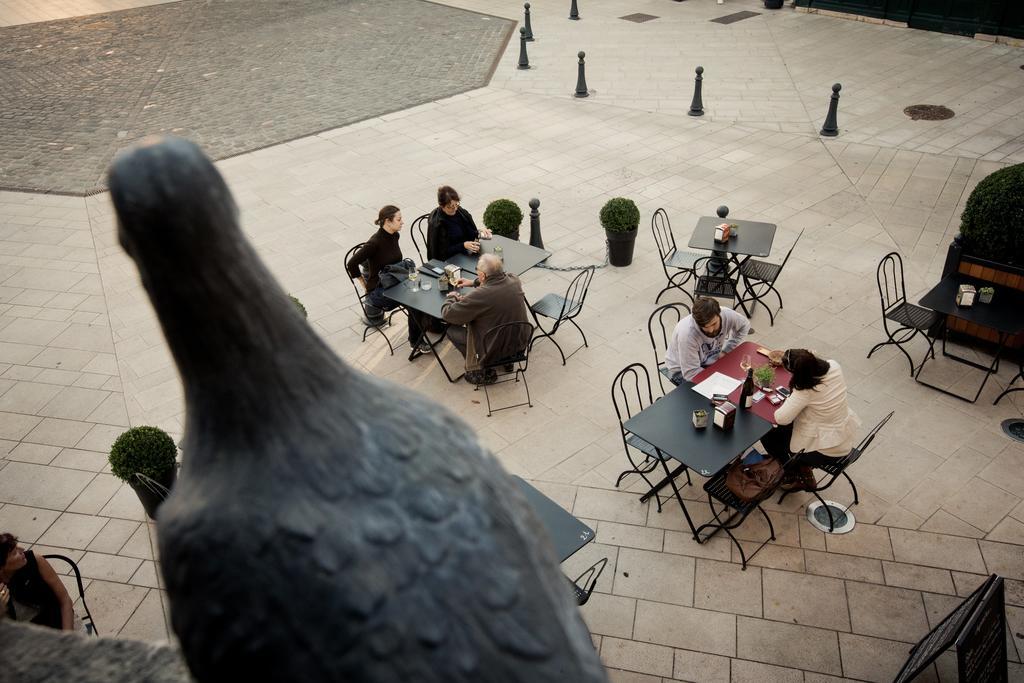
{"left": 107, "top": 136, "right": 608, "bottom": 683}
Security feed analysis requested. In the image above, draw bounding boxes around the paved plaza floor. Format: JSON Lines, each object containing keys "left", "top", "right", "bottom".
{"left": 1, "top": 0, "right": 1024, "bottom": 681}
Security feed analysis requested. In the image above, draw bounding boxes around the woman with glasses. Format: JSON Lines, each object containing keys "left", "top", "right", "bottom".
{"left": 426, "top": 185, "right": 491, "bottom": 261}
{"left": 759, "top": 349, "right": 861, "bottom": 491}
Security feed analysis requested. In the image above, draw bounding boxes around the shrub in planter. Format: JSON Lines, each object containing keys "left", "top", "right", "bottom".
{"left": 482, "top": 199, "right": 524, "bottom": 240}
{"left": 959, "top": 162, "right": 1024, "bottom": 266}
{"left": 289, "top": 295, "right": 308, "bottom": 319}
{"left": 109, "top": 426, "right": 178, "bottom": 519}
{"left": 600, "top": 197, "right": 641, "bottom": 266}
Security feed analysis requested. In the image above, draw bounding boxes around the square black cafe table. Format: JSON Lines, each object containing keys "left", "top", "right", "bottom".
{"left": 381, "top": 276, "right": 465, "bottom": 382}
{"left": 688, "top": 216, "right": 777, "bottom": 317}
{"left": 916, "top": 273, "right": 1024, "bottom": 404}
{"left": 623, "top": 381, "right": 773, "bottom": 538}
{"left": 448, "top": 235, "right": 551, "bottom": 277}
{"left": 513, "top": 476, "right": 595, "bottom": 563}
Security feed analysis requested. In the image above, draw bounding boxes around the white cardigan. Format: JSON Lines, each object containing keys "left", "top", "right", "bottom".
{"left": 774, "top": 360, "right": 861, "bottom": 456}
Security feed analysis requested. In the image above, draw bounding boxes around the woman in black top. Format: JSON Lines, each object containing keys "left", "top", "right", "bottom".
{"left": 346, "top": 206, "right": 426, "bottom": 350}
{"left": 426, "top": 186, "right": 491, "bottom": 261}
{"left": 0, "top": 532, "right": 74, "bottom": 630}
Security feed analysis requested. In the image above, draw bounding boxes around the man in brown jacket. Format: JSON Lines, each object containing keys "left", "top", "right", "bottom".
{"left": 441, "top": 254, "right": 532, "bottom": 384}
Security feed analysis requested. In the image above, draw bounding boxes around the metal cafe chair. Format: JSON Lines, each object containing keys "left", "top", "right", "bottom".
{"left": 568, "top": 557, "right": 608, "bottom": 606}
{"left": 409, "top": 212, "right": 430, "bottom": 263}
{"left": 737, "top": 229, "right": 803, "bottom": 326}
{"left": 695, "top": 456, "right": 797, "bottom": 570}
{"left": 867, "top": 252, "right": 939, "bottom": 375}
{"left": 43, "top": 554, "right": 98, "bottom": 636}
{"left": 694, "top": 274, "right": 739, "bottom": 310}
{"left": 652, "top": 208, "right": 707, "bottom": 305}
{"left": 476, "top": 321, "right": 534, "bottom": 417}
{"left": 611, "top": 363, "right": 690, "bottom": 513}
{"left": 528, "top": 266, "right": 595, "bottom": 365}
{"left": 344, "top": 243, "right": 406, "bottom": 356}
{"left": 647, "top": 302, "right": 690, "bottom": 395}
{"left": 777, "top": 411, "right": 894, "bottom": 533}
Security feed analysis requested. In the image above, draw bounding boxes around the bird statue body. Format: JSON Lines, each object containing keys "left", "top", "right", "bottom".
{"left": 108, "top": 136, "right": 608, "bottom": 683}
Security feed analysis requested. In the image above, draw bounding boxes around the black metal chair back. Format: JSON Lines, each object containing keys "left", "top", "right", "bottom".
{"left": 611, "top": 362, "right": 655, "bottom": 427}
{"left": 43, "top": 554, "right": 97, "bottom": 635}
{"left": 652, "top": 208, "right": 677, "bottom": 277}
{"left": 410, "top": 213, "right": 430, "bottom": 263}
{"left": 344, "top": 243, "right": 373, "bottom": 315}
{"left": 558, "top": 266, "right": 595, "bottom": 323}
{"left": 569, "top": 557, "right": 608, "bottom": 606}
{"left": 775, "top": 228, "right": 804, "bottom": 276}
{"left": 876, "top": 251, "right": 909, "bottom": 316}
{"left": 477, "top": 320, "right": 534, "bottom": 416}
{"left": 648, "top": 303, "right": 690, "bottom": 394}
{"left": 841, "top": 410, "right": 894, "bottom": 470}
{"left": 480, "top": 321, "right": 534, "bottom": 371}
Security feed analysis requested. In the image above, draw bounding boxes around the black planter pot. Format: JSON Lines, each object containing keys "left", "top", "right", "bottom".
{"left": 764, "top": 0, "right": 784, "bottom": 8}
{"left": 495, "top": 229, "right": 519, "bottom": 241}
{"left": 129, "top": 467, "right": 177, "bottom": 520}
{"left": 606, "top": 228, "right": 638, "bottom": 267}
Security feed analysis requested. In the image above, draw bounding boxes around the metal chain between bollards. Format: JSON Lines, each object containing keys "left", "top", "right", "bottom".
{"left": 536, "top": 244, "right": 610, "bottom": 271}
{"left": 528, "top": 197, "right": 608, "bottom": 271}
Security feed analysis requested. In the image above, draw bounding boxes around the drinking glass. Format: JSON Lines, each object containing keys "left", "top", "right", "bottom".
{"left": 739, "top": 354, "right": 752, "bottom": 372}
{"left": 408, "top": 266, "right": 420, "bottom": 292}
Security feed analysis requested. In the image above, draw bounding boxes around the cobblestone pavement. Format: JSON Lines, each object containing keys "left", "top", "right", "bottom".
{"left": 2, "top": 1, "right": 1024, "bottom": 680}
{"left": 0, "top": 0, "right": 513, "bottom": 194}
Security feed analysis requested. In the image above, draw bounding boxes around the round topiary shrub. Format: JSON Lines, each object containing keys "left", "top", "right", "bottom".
{"left": 289, "top": 295, "right": 307, "bottom": 319}
{"left": 959, "top": 162, "right": 1024, "bottom": 266}
{"left": 482, "top": 199, "right": 524, "bottom": 239}
{"left": 109, "top": 426, "right": 177, "bottom": 483}
{"left": 599, "top": 197, "right": 640, "bottom": 233}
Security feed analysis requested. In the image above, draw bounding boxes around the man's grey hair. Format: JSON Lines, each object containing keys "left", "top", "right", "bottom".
{"left": 478, "top": 253, "right": 504, "bottom": 277}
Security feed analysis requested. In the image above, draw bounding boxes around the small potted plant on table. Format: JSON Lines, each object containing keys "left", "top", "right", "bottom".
{"left": 109, "top": 426, "right": 178, "bottom": 520}
{"left": 600, "top": 197, "right": 640, "bottom": 267}
{"left": 754, "top": 365, "right": 775, "bottom": 390}
{"left": 978, "top": 286, "right": 994, "bottom": 304}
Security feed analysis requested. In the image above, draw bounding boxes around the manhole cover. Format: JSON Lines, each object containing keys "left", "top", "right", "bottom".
{"left": 620, "top": 13, "right": 659, "bottom": 23}
{"left": 806, "top": 500, "right": 856, "bottom": 534}
{"left": 1002, "top": 419, "right": 1024, "bottom": 443}
{"left": 711, "top": 11, "right": 761, "bottom": 24}
{"left": 904, "top": 104, "right": 955, "bottom": 121}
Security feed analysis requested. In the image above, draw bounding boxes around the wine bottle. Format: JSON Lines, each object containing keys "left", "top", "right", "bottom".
{"left": 740, "top": 368, "right": 754, "bottom": 409}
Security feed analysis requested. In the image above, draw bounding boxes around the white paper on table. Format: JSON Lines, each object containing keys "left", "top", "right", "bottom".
{"left": 691, "top": 372, "right": 743, "bottom": 399}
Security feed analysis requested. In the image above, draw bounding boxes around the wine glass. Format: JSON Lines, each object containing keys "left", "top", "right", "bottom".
{"left": 739, "top": 354, "right": 752, "bottom": 372}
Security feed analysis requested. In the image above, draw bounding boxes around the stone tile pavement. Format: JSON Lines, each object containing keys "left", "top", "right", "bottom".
{"left": 2, "top": 1, "right": 1024, "bottom": 681}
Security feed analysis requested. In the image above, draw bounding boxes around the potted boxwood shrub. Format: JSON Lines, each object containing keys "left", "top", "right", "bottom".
{"left": 959, "top": 162, "right": 1024, "bottom": 267}
{"left": 482, "top": 199, "right": 524, "bottom": 240}
{"left": 109, "top": 426, "right": 178, "bottom": 520}
{"left": 600, "top": 197, "right": 640, "bottom": 267}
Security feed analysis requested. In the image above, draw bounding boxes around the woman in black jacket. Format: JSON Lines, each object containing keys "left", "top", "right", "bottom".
{"left": 1, "top": 533, "right": 74, "bottom": 630}
{"left": 426, "top": 186, "right": 491, "bottom": 261}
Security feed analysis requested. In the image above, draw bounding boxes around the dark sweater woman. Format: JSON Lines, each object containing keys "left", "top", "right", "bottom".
{"left": 346, "top": 206, "right": 425, "bottom": 348}
{"left": 426, "top": 185, "right": 491, "bottom": 261}
{"left": 1, "top": 533, "right": 74, "bottom": 630}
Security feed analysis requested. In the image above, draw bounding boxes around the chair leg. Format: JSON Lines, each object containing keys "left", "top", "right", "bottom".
{"left": 569, "top": 318, "right": 589, "bottom": 349}
{"left": 867, "top": 327, "right": 917, "bottom": 376}
{"left": 814, "top": 491, "right": 834, "bottom": 532}
{"left": 656, "top": 272, "right": 696, "bottom": 305}
{"left": 759, "top": 505, "right": 776, "bottom": 541}
{"left": 843, "top": 471, "right": 859, "bottom": 505}
{"left": 530, "top": 330, "right": 567, "bottom": 365}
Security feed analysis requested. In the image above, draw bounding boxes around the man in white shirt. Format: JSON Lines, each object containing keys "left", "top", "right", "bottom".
{"left": 664, "top": 297, "right": 750, "bottom": 385}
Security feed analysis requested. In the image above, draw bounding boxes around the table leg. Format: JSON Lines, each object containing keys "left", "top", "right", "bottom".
{"left": 406, "top": 310, "right": 465, "bottom": 384}
{"left": 915, "top": 328, "right": 1005, "bottom": 403}
{"left": 653, "top": 450, "right": 700, "bottom": 539}
{"left": 639, "top": 463, "right": 688, "bottom": 504}
{"left": 730, "top": 255, "right": 753, "bottom": 318}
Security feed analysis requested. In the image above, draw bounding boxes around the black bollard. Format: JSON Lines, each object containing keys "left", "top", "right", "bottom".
{"left": 529, "top": 198, "right": 544, "bottom": 250}
{"left": 569, "top": 0, "right": 580, "bottom": 20}
{"left": 688, "top": 66, "right": 704, "bottom": 117}
{"left": 524, "top": 3, "right": 534, "bottom": 41}
{"left": 517, "top": 27, "right": 531, "bottom": 70}
{"left": 574, "top": 51, "right": 589, "bottom": 98}
{"left": 820, "top": 83, "right": 842, "bottom": 137}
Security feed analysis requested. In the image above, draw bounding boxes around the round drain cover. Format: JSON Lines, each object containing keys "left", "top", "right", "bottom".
{"left": 806, "top": 500, "right": 856, "bottom": 534}
{"left": 1002, "top": 419, "right": 1024, "bottom": 443}
{"left": 903, "top": 104, "right": 955, "bottom": 121}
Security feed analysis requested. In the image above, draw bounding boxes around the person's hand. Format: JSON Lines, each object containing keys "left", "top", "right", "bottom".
{"left": 358, "top": 276, "right": 368, "bottom": 292}
{"left": 464, "top": 240, "right": 480, "bottom": 254}
{"left": 0, "top": 583, "right": 9, "bottom": 616}
{"left": 455, "top": 278, "right": 474, "bottom": 288}
{"left": 479, "top": 227, "right": 493, "bottom": 239}
{"left": 446, "top": 292, "right": 463, "bottom": 302}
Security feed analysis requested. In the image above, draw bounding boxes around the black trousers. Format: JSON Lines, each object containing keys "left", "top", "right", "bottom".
{"left": 758, "top": 424, "right": 839, "bottom": 468}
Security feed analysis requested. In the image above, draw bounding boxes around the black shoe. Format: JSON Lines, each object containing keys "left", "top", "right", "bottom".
{"left": 414, "top": 340, "right": 432, "bottom": 354}
{"left": 503, "top": 363, "right": 515, "bottom": 373}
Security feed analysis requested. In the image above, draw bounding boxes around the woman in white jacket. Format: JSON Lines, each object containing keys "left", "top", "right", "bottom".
{"left": 760, "top": 349, "right": 861, "bottom": 491}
